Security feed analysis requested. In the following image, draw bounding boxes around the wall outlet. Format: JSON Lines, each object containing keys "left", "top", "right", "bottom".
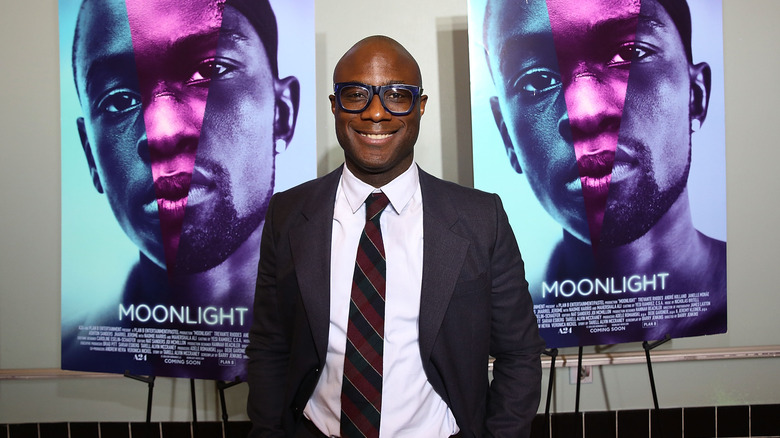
{"left": 569, "top": 365, "right": 593, "bottom": 384}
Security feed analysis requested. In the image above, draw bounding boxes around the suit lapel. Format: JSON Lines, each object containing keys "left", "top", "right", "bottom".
{"left": 417, "top": 171, "right": 469, "bottom": 364}
{"left": 289, "top": 168, "right": 342, "bottom": 363}
{"left": 287, "top": 168, "right": 470, "bottom": 365}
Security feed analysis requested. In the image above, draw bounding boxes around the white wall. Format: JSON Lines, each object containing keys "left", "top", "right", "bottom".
{"left": 1, "top": 0, "right": 779, "bottom": 423}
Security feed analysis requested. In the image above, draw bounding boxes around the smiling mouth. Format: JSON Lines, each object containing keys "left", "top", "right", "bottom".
{"left": 359, "top": 132, "right": 394, "bottom": 140}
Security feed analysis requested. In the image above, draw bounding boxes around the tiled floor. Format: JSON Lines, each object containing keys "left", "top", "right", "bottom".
{"left": 2, "top": 421, "right": 251, "bottom": 438}
{"left": 528, "top": 404, "right": 780, "bottom": 438}
{"left": 2, "top": 404, "right": 778, "bottom": 437}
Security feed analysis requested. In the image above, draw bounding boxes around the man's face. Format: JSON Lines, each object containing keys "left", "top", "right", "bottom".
{"left": 486, "top": 0, "right": 708, "bottom": 247}
{"left": 330, "top": 40, "right": 427, "bottom": 185}
{"left": 75, "top": 0, "right": 289, "bottom": 273}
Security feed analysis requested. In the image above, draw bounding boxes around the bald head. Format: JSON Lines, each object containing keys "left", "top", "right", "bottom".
{"left": 329, "top": 35, "right": 427, "bottom": 187}
{"left": 333, "top": 35, "right": 422, "bottom": 87}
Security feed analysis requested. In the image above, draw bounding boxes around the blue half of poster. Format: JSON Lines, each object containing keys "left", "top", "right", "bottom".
{"left": 60, "top": 0, "right": 316, "bottom": 380}
{"left": 468, "top": 0, "right": 727, "bottom": 348}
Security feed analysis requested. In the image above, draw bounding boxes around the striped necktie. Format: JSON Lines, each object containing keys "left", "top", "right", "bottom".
{"left": 341, "top": 192, "right": 391, "bottom": 438}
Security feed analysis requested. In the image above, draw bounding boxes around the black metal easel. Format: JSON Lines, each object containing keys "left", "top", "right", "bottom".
{"left": 190, "top": 379, "right": 199, "bottom": 435}
{"left": 542, "top": 346, "right": 584, "bottom": 437}
{"left": 574, "top": 346, "right": 584, "bottom": 414}
{"left": 124, "top": 371, "right": 156, "bottom": 438}
{"left": 643, "top": 334, "right": 671, "bottom": 438}
{"left": 218, "top": 377, "right": 243, "bottom": 436}
{"left": 541, "top": 335, "right": 672, "bottom": 437}
{"left": 124, "top": 371, "right": 244, "bottom": 437}
{"left": 643, "top": 334, "right": 671, "bottom": 411}
{"left": 542, "top": 348, "right": 558, "bottom": 437}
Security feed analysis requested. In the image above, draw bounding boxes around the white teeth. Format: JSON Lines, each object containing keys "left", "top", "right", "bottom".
{"left": 360, "top": 133, "right": 392, "bottom": 139}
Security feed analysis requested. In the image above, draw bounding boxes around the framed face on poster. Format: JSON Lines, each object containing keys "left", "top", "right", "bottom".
{"left": 468, "top": 0, "right": 726, "bottom": 348}
{"left": 60, "top": 0, "right": 315, "bottom": 379}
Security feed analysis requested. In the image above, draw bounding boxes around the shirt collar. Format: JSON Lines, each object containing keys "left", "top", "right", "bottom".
{"left": 341, "top": 163, "right": 420, "bottom": 215}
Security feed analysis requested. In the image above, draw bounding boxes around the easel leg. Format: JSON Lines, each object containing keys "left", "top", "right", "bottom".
{"left": 217, "top": 378, "right": 242, "bottom": 436}
{"left": 575, "top": 346, "right": 584, "bottom": 414}
{"left": 190, "top": 378, "right": 198, "bottom": 436}
{"left": 642, "top": 335, "right": 671, "bottom": 410}
{"left": 124, "top": 371, "right": 156, "bottom": 438}
{"left": 543, "top": 348, "right": 558, "bottom": 438}
{"left": 643, "top": 334, "right": 671, "bottom": 438}
{"left": 574, "top": 346, "right": 584, "bottom": 438}
{"left": 122, "top": 372, "right": 244, "bottom": 438}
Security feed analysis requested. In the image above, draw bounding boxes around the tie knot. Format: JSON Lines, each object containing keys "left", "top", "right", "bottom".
{"left": 365, "top": 192, "right": 390, "bottom": 221}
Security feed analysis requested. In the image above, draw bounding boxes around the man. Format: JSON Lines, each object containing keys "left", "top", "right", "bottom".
{"left": 483, "top": 0, "right": 726, "bottom": 341}
{"left": 246, "top": 35, "right": 544, "bottom": 438}
{"left": 63, "top": 0, "right": 299, "bottom": 377}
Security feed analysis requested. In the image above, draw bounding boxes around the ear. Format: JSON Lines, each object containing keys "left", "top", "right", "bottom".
{"left": 419, "top": 94, "right": 428, "bottom": 116}
{"left": 329, "top": 94, "right": 337, "bottom": 115}
{"left": 689, "top": 61, "right": 711, "bottom": 131}
{"left": 77, "top": 117, "right": 104, "bottom": 193}
{"left": 490, "top": 96, "right": 522, "bottom": 174}
{"left": 273, "top": 75, "right": 300, "bottom": 152}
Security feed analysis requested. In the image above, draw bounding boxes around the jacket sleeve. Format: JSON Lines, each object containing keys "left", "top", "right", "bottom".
{"left": 485, "top": 193, "right": 545, "bottom": 437}
{"left": 246, "top": 194, "right": 289, "bottom": 438}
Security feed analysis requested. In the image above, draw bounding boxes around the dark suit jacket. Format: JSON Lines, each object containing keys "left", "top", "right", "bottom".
{"left": 247, "top": 166, "right": 544, "bottom": 437}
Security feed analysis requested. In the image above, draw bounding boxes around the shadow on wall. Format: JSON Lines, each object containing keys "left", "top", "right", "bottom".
{"left": 437, "top": 16, "right": 474, "bottom": 188}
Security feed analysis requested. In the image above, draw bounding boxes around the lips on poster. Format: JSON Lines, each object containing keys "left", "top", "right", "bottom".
{"left": 60, "top": 0, "right": 315, "bottom": 380}
{"left": 468, "top": 0, "right": 726, "bottom": 348}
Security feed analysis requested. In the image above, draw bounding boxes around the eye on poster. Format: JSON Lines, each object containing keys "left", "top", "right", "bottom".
{"left": 468, "top": 0, "right": 726, "bottom": 348}
{"left": 60, "top": 0, "right": 316, "bottom": 380}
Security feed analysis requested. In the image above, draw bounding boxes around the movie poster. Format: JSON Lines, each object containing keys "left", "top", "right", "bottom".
{"left": 468, "top": 0, "right": 726, "bottom": 348}
{"left": 60, "top": 0, "right": 316, "bottom": 380}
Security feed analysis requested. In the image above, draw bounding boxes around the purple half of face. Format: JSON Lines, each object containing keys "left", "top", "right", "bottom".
{"left": 545, "top": 0, "right": 640, "bottom": 253}
{"left": 125, "top": 0, "right": 225, "bottom": 275}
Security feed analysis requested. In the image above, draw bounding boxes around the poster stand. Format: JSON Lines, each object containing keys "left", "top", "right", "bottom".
{"left": 574, "top": 346, "right": 584, "bottom": 414}
{"left": 189, "top": 378, "right": 199, "bottom": 435}
{"left": 123, "top": 372, "right": 155, "bottom": 437}
{"left": 542, "top": 348, "right": 559, "bottom": 437}
{"left": 123, "top": 371, "right": 244, "bottom": 436}
{"left": 541, "top": 334, "right": 672, "bottom": 435}
{"left": 217, "top": 377, "right": 243, "bottom": 435}
{"left": 542, "top": 348, "right": 559, "bottom": 418}
{"left": 643, "top": 334, "right": 671, "bottom": 411}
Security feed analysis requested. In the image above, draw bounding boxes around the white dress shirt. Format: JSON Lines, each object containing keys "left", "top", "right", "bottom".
{"left": 304, "top": 163, "right": 458, "bottom": 437}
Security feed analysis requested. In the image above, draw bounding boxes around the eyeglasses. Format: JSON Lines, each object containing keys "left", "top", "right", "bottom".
{"left": 333, "top": 82, "right": 422, "bottom": 116}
